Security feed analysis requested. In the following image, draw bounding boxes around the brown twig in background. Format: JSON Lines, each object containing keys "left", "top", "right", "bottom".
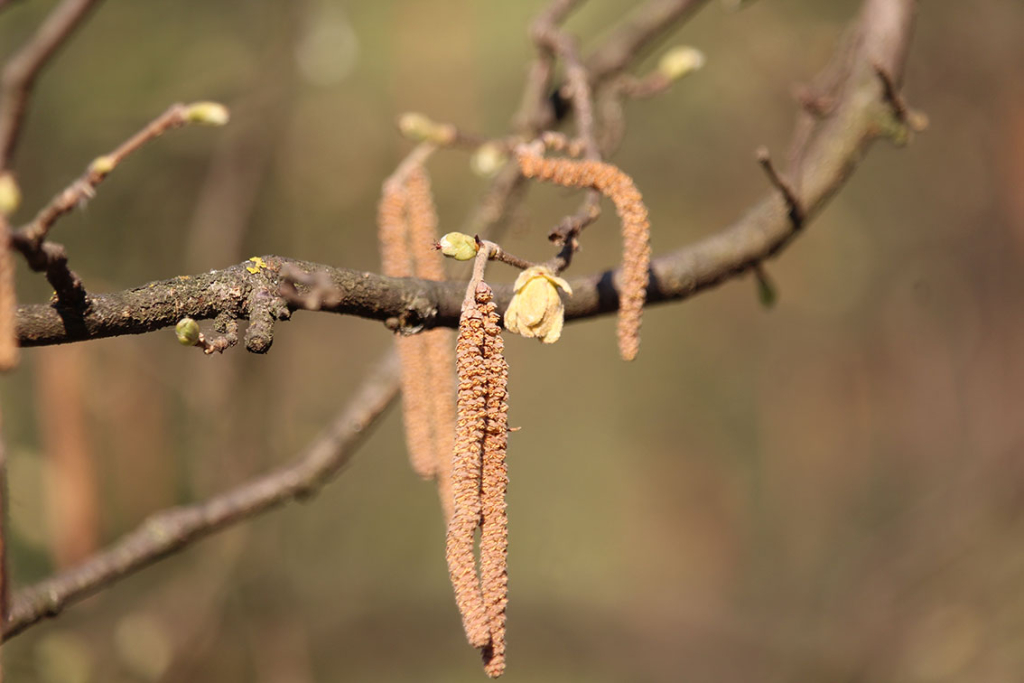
{"left": 3, "top": 353, "right": 400, "bottom": 639}
{"left": 531, "top": 3, "right": 605, "bottom": 272}
{"left": 584, "top": 0, "right": 709, "bottom": 86}
{"left": 0, "top": 0, "right": 104, "bottom": 170}
{"left": 15, "top": 101, "right": 228, "bottom": 246}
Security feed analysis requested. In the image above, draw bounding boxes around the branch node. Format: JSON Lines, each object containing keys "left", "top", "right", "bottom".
{"left": 756, "top": 146, "right": 804, "bottom": 228}
{"left": 872, "top": 63, "right": 928, "bottom": 147}
{"left": 244, "top": 288, "right": 277, "bottom": 354}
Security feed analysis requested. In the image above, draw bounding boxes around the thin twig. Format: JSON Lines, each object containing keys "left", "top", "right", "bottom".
{"left": 15, "top": 103, "right": 219, "bottom": 246}
{"left": 756, "top": 146, "right": 804, "bottom": 228}
{"left": 0, "top": 0, "right": 104, "bottom": 170}
{"left": 483, "top": 240, "right": 537, "bottom": 272}
{"left": 3, "top": 353, "right": 401, "bottom": 639}
{"left": 584, "top": 0, "right": 709, "bottom": 86}
{"left": 7, "top": 101, "right": 227, "bottom": 312}
{"left": 873, "top": 62, "right": 908, "bottom": 123}
{"left": 532, "top": 6, "right": 606, "bottom": 272}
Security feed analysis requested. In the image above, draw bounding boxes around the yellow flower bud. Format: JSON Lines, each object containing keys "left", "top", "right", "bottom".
{"left": 470, "top": 142, "right": 508, "bottom": 178}
{"left": 437, "top": 232, "right": 479, "bottom": 261}
{"left": 0, "top": 171, "right": 20, "bottom": 216}
{"left": 397, "top": 112, "right": 455, "bottom": 144}
{"left": 504, "top": 266, "right": 572, "bottom": 344}
{"left": 89, "top": 155, "right": 116, "bottom": 177}
{"left": 658, "top": 46, "right": 705, "bottom": 81}
{"left": 184, "top": 102, "right": 230, "bottom": 126}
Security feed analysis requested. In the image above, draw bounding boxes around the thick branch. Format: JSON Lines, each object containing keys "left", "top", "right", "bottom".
{"left": 16, "top": 0, "right": 917, "bottom": 347}
{"left": 3, "top": 353, "right": 400, "bottom": 639}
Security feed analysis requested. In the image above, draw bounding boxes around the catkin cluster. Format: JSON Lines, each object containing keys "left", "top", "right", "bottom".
{"left": 516, "top": 149, "right": 651, "bottom": 361}
{"left": 377, "top": 167, "right": 457, "bottom": 520}
{"left": 446, "top": 283, "right": 509, "bottom": 678}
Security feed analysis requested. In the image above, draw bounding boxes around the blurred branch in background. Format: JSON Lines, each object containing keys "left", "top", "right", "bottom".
{"left": 0, "top": 0, "right": 103, "bottom": 171}
{"left": 33, "top": 346, "right": 99, "bottom": 569}
{"left": 4, "top": 352, "right": 400, "bottom": 639}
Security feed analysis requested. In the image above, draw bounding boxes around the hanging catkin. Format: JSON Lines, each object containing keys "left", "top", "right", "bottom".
{"left": 379, "top": 180, "right": 437, "bottom": 479}
{"left": 377, "top": 168, "right": 457, "bottom": 521}
{"left": 478, "top": 286, "right": 509, "bottom": 678}
{"left": 516, "top": 150, "right": 651, "bottom": 361}
{"left": 445, "top": 282, "right": 510, "bottom": 677}
{"left": 406, "top": 167, "right": 457, "bottom": 521}
{"left": 446, "top": 295, "right": 491, "bottom": 649}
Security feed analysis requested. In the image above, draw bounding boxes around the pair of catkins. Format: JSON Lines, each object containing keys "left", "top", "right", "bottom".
{"left": 379, "top": 143, "right": 650, "bottom": 677}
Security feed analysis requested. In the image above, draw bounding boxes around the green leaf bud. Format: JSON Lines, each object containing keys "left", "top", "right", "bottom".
{"left": 437, "top": 232, "right": 479, "bottom": 261}
{"left": 175, "top": 318, "right": 201, "bottom": 346}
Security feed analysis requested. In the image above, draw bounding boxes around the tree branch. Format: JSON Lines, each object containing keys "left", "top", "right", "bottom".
{"left": 2, "top": 0, "right": 918, "bottom": 645}
{"left": 0, "top": 0, "right": 104, "bottom": 170}
{"left": 584, "top": 0, "right": 709, "bottom": 86}
{"left": 3, "top": 352, "right": 400, "bottom": 639}
{"left": 15, "top": 0, "right": 918, "bottom": 348}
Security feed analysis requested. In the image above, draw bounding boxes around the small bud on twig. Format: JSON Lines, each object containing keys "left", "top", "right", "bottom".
{"left": 658, "top": 46, "right": 705, "bottom": 82}
{"left": 184, "top": 102, "right": 230, "bottom": 127}
{"left": 438, "top": 232, "right": 480, "bottom": 261}
{"left": 470, "top": 142, "right": 509, "bottom": 178}
{"left": 88, "top": 155, "right": 116, "bottom": 177}
{"left": 0, "top": 172, "right": 21, "bottom": 216}
{"left": 175, "top": 318, "right": 201, "bottom": 346}
{"left": 397, "top": 112, "right": 456, "bottom": 145}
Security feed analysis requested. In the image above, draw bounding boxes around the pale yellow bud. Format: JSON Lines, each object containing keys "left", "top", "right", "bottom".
{"left": 397, "top": 112, "right": 455, "bottom": 144}
{"left": 470, "top": 142, "right": 508, "bottom": 178}
{"left": 0, "top": 171, "right": 20, "bottom": 216}
{"left": 437, "top": 232, "right": 479, "bottom": 261}
{"left": 185, "top": 102, "right": 230, "bottom": 126}
{"left": 658, "top": 46, "right": 705, "bottom": 81}
{"left": 89, "top": 155, "right": 116, "bottom": 176}
{"left": 504, "top": 266, "right": 572, "bottom": 344}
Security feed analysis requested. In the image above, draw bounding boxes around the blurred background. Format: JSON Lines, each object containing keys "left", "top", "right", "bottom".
{"left": 3, "top": 0, "right": 1024, "bottom": 681}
